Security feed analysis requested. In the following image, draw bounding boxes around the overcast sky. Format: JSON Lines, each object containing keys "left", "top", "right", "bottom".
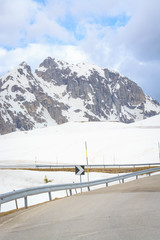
{"left": 0, "top": 0, "right": 160, "bottom": 101}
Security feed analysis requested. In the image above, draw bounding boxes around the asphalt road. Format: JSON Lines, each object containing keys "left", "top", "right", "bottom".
{"left": 0, "top": 175, "right": 160, "bottom": 240}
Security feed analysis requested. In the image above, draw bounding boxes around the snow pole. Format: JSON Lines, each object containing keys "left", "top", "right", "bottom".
{"left": 35, "top": 156, "right": 37, "bottom": 166}
{"left": 158, "top": 143, "right": 160, "bottom": 163}
{"left": 85, "top": 141, "right": 89, "bottom": 182}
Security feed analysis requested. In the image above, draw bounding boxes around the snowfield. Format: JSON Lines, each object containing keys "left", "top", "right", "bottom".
{"left": 0, "top": 115, "right": 160, "bottom": 165}
{"left": 0, "top": 170, "right": 119, "bottom": 212}
{"left": 0, "top": 114, "right": 160, "bottom": 212}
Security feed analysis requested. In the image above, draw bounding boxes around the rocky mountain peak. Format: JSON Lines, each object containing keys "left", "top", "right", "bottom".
{"left": 16, "top": 62, "right": 33, "bottom": 80}
{"left": 38, "top": 57, "right": 57, "bottom": 69}
{"left": 19, "top": 61, "right": 28, "bottom": 67}
{"left": 0, "top": 57, "right": 160, "bottom": 135}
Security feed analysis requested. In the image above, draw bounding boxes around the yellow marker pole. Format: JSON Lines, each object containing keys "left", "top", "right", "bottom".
{"left": 35, "top": 156, "right": 37, "bottom": 166}
{"left": 158, "top": 143, "right": 160, "bottom": 163}
{"left": 85, "top": 141, "right": 89, "bottom": 182}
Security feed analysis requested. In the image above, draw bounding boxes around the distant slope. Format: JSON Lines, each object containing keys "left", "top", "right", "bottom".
{"left": 132, "top": 114, "right": 160, "bottom": 127}
{"left": 0, "top": 57, "right": 160, "bottom": 134}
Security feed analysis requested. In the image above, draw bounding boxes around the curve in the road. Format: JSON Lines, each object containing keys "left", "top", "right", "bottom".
{"left": 0, "top": 175, "right": 160, "bottom": 240}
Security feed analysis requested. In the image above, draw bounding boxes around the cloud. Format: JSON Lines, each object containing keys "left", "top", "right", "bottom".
{"left": 0, "top": 0, "right": 38, "bottom": 47}
{"left": 0, "top": 0, "right": 74, "bottom": 47}
{"left": 0, "top": 0, "right": 160, "bottom": 101}
{"left": 0, "top": 43, "right": 89, "bottom": 74}
{"left": 74, "top": 0, "right": 160, "bottom": 63}
{"left": 26, "top": 11, "right": 74, "bottom": 44}
{"left": 117, "top": 0, "right": 160, "bottom": 62}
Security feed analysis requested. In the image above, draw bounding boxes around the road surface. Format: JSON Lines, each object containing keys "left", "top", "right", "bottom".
{"left": 0, "top": 175, "right": 160, "bottom": 240}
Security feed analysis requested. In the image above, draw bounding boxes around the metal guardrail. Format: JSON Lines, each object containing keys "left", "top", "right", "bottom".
{"left": 0, "top": 163, "right": 160, "bottom": 169}
{"left": 36, "top": 163, "right": 160, "bottom": 169}
{"left": 0, "top": 167, "right": 160, "bottom": 212}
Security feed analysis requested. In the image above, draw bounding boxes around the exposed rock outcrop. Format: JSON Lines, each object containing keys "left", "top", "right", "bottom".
{"left": 0, "top": 57, "right": 160, "bottom": 134}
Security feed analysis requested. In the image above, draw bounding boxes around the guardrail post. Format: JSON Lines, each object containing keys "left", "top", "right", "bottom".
{"left": 88, "top": 186, "right": 90, "bottom": 191}
{"left": 13, "top": 190, "right": 18, "bottom": 209}
{"left": 24, "top": 196, "right": 28, "bottom": 208}
{"left": 15, "top": 199, "right": 18, "bottom": 209}
{"left": 106, "top": 182, "right": 108, "bottom": 187}
{"left": 69, "top": 189, "right": 72, "bottom": 196}
{"left": 136, "top": 175, "right": 138, "bottom": 180}
{"left": 48, "top": 192, "right": 52, "bottom": 201}
{"left": 66, "top": 190, "right": 68, "bottom": 197}
{"left": 122, "top": 178, "right": 124, "bottom": 183}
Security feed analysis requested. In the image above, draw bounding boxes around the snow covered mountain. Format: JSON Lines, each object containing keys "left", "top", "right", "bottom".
{"left": 0, "top": 57, "right": 160, "bottom": 134}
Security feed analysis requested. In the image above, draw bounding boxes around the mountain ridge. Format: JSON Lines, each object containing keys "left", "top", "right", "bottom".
{"left": 0, "top": 57, "right": 160, "bottom": 134}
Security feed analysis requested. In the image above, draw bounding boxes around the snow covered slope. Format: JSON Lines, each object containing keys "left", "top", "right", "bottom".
{"left": 0, "top": 114, "right": 160, "bottom": 165}
{"left": 0, "top": 57, "right": 160, "bottom": 134}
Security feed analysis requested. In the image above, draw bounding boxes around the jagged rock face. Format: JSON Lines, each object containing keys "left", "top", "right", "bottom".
{"left": 0, "top": 57, "right": 160, "bottom": 134}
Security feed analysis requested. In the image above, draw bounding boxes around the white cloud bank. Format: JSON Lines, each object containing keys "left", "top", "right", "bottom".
{"left": 0, "top": 44, "right": 89, "bottom": 74}
{"left": 0, "top": 0, "right": 160, "bottom": 101}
